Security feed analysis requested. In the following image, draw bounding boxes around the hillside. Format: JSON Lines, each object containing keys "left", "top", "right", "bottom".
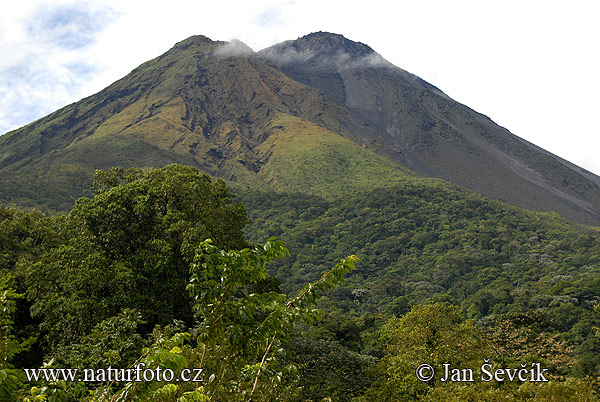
{"left": 239, "top": 178, "right": 600, "bottom": 374}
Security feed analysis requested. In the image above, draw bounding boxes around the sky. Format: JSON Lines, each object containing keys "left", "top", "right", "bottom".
{"left": 1, "top": 0, "right": 599, "bottom": 174}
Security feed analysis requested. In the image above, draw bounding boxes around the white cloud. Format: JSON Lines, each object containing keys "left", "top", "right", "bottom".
{"left": 0, "top": 0, "right": 118, "bottom": 133}
{"left": 213, "top": 40, "right": 254, "bottom": 57}
{"left": 254, "top": 6, "right": 285, "bottom": 28}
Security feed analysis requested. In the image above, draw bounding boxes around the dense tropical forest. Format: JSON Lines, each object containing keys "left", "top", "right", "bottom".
{"left": 2, "top": 164, "right": 600, "bottom": 401}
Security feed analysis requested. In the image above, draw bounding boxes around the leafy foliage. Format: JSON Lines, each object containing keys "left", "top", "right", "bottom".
{"left": 363, "top": 303, "right": 487, "bottom": 401}
{"left": 186, "top": 238, "right": 357, "bottom": 400}
{"left": 0, "top": 278, "right": 33, "bottom": 401}
{"left": 285, "top": 333, "right": 377, "bottom": 401}
{"left": 3, "top": 163, "right": 600, "bottom": 399}
{"left": 362, "top": 303, "right": 600, "bottom": 402}
{"left": 240, "top": 183, "right": 600, "bottom": 373}
{"left": 52, "top": 308, "right": 147, "bottom": 371}
{"left": 24, "top": 165, "right": 248, "bottom": 346}
{"left": 22, "top": 239, "right": 356, "bottom": 401}
{"left": 485, "top": 311, "right": 575, "bottom": 376}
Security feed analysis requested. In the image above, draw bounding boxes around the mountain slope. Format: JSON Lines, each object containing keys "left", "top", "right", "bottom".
{"left": 0, "top": 35, "right": 406, "bottom": 211}
{"left": 260, "top": 32, "right": 600, "bottom": 225}
{"left": 1, "top": 32, "right": 600, "bottom": 226}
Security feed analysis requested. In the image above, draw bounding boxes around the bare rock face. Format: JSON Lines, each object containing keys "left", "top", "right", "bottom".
{"left": 261, "top": 32, "right": 600, "bottom": 225}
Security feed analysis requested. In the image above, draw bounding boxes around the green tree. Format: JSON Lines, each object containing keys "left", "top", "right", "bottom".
{"left": 362, "top": 303, "right": 488, "bottom": 401}
{"left": 0, "top": 277, "right": 33, "bottom": 401}
{"left": 0, "top": 205, "right": 56, "bottom": 278}
{"left": 24, "top": 239, "right": 357, "bottom": 401}
{"left": 0, "top": 205, "right": 57, "bottom": 369}
{"left": 185, "top": 239, "right": 357, "bottom": 400}
{"left": 360, "top": 304, "right": 598, "bottom": 402}
{"left": 486, "top": 311, "right": 575, "bottom": 377}
{"left": 52, "top": 308, "right": 147, "bottom": 371}
{"left": 25, "top": 165, "right": 248, "bottom": 347}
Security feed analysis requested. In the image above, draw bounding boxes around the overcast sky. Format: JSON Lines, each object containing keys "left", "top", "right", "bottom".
{"left": 1, "top": 0, "right": 599, "bottom": 174}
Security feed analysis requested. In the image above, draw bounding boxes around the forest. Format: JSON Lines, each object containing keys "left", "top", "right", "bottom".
{"left": 2, "top": 164, "right": 600, "bottom": 401}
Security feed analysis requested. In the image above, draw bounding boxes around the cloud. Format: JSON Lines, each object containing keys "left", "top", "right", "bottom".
{"left": 259, "top": 43, "right": 315, "bottom": 65}
{"left": 0, "top": 1, "right": 118, "bottom": 134}
{"left": 254, "top": 6, "right": 284, "bottom": 28}
{"left": 213, "top": 39, "right": 254, "bottom": 57}
{"left": 26, "top": 2, "right": 116, "bottom": 49}
{"left": 260, "top": 43, "right": 392, "bottom": 73}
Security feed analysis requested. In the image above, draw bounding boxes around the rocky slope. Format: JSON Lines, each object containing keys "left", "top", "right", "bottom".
{"left": 261, "top": 32, "right": 600, "bottom": 225}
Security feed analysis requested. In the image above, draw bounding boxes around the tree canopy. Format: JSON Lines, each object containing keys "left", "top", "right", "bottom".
{"left": 25, "top": 165, "right": 248, "bottom": 346}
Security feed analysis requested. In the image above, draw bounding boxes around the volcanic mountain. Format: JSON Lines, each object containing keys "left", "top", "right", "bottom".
{"left": 260, "top": 32, "right": 600, "bottom": 225}
{"left": 1, "top": 32, "right": 599, "bottom": 225}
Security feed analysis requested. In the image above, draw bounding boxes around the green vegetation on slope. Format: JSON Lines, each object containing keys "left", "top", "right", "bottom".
{"left": 2, "top": 164, "right": 600, "bottom": 400}
{"left": 25, "top": 165, "right": 248, "bottom": 348}
{"left": 240, "top": 179, "right": 600, "bottom": 375}
{"left": 1, "top": 165, "right": 362, "bottom": 400}
{"left": 252, "top": 113, "right": 415, "bottom": 197}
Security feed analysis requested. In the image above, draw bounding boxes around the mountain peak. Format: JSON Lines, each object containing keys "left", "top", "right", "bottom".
{"left": 259, "top": 31, "right": 375, "bottom": 66}
{"left": 294, "top": 31, "right": 374, "bottom": 58}
{"left": 167, "top": 36, "right": 255, "bottom": 59}
{"left": 171, "top": 35, "right": 217, "bottom": 50}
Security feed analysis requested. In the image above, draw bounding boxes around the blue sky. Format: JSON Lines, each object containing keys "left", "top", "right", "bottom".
{"left": 1, "top": 0, "right": 599, "bottom": 174}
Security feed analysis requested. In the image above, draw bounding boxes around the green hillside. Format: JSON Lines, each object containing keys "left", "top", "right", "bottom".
{"left": 2, "top": 33, "right": 600, "bottom": 225}
{"left": 4, "top": 165, "right": 600, "bottom": 400}
{"left": 250, "top": 113, "right": 415, "bottom": 196}
{"left": 240, "top": 178, "right": 600, "bottom": 374}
